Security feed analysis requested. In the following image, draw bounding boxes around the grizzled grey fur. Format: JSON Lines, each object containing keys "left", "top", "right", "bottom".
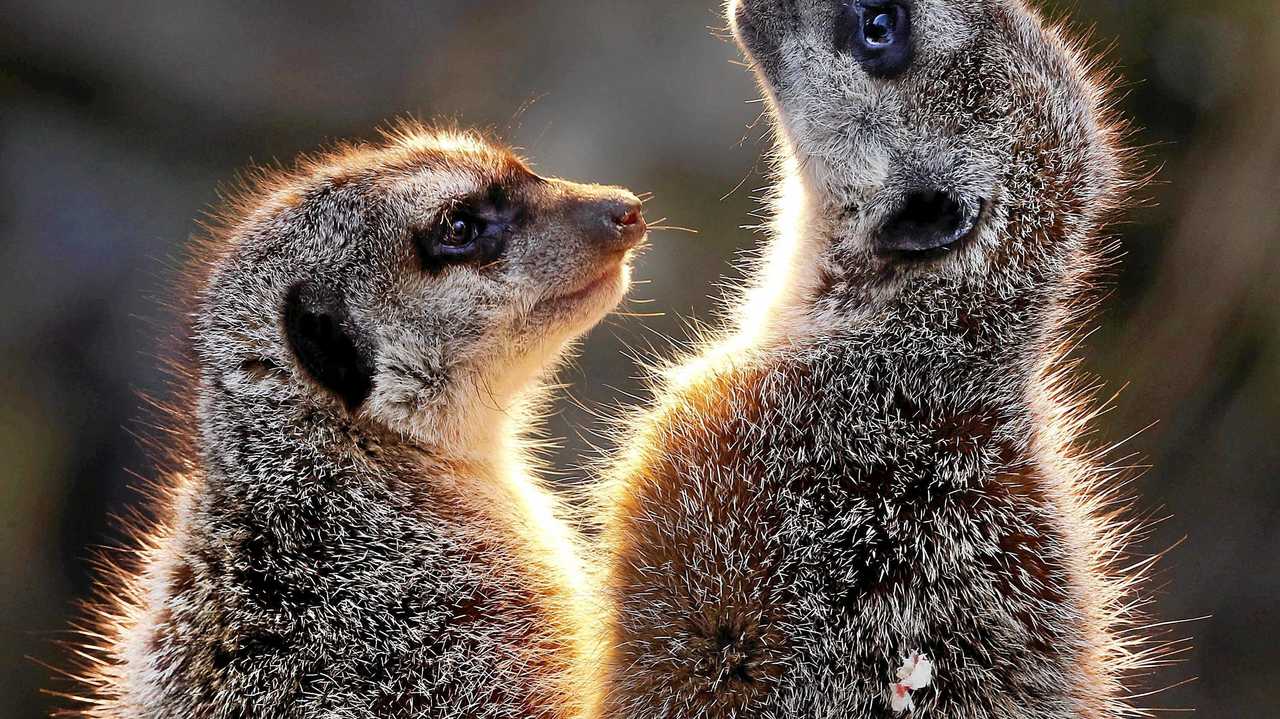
{"left": 595, "top": 1, "right": 1151, "bottom": 718}
{"left": 71, "top": 127, "right": 643, "bottom": 719}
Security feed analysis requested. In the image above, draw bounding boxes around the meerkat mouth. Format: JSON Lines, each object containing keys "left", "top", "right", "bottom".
{"left": 537, "top": 258, "right": 627, "bottom": 312}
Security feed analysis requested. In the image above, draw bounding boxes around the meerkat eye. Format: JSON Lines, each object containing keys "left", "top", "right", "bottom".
{"left": 864, "top": 9, "right": 896, "bottom": 46}
{"left": 442, "top": 214, "right": 484, "bottom": 247}
{"left": 413, "top": 210, "right": 503, "bottom": 273}
{"left": 838, "top": 1, "right": 913, "bottom": 78}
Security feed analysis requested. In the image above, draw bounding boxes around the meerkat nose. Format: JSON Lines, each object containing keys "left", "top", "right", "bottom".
{"left": 579, "top": 192, "right": 647, "bottom": 250}
{"left": 614, "top": 201, "right": 647, "bottom": 248}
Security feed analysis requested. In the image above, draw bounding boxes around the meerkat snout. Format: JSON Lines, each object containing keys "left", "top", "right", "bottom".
{"left": 569, "top": 192, "right": 647, "bottom": 251}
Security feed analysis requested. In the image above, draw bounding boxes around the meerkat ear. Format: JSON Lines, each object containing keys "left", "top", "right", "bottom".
{"left": 283, "top": 282, "right": 375, "bottom": 412}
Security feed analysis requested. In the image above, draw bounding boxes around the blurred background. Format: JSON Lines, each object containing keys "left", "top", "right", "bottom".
{"left": 1, "top": 1, "right": 1276, "bottom": 716}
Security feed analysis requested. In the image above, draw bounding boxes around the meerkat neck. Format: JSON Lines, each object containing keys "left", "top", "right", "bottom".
{"left": 194, "top": 374, "right": 538, "bottom": 507}
{"left": 722, "top": 166, "right": 1081, "bottom": 397}
{"left": 665, "top": 165, "right": 830, "bottom": 390}
{"left": 369, "top": 336, "right": 574, "bottom": 466}
{"left": 730, "top": 160, "right": 833, "bottom": 349}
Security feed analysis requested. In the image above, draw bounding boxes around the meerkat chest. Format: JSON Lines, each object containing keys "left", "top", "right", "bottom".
{"left": 155, "top": 471, "right": 559, "bottom": 717}
{"left": 610, "top": 354, "right": 1088, "bottom": 715}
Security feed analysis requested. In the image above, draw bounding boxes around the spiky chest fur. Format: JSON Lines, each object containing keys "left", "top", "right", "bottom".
{"left": 605, "top": 342, "right": 1093, "bottom": 719}
{"left": 135, "top": 440, "right": 564, "bottom": 719}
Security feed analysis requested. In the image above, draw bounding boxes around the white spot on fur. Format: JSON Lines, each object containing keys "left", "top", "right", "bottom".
{"left": 889, "top": 653, "right": 934, "bottom": 714}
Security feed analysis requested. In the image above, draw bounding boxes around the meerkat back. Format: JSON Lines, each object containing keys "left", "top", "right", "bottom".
{"left": 596, "top": 1, "right": 1161, "bottom": 718}
{"left": 62, "top": 126, "right": 647, "bottom": 718}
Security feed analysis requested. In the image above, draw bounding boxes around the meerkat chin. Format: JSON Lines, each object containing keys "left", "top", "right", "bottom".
{"left": 65, "top": 122, "right": 646, "bottom": 719}
{"left": 595, "top": 1, "right": 1159, "bottom": 718}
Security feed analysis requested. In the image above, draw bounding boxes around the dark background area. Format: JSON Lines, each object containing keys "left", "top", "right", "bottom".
{"left": 1, "top": 1, "right": 1276, "bottom": 716}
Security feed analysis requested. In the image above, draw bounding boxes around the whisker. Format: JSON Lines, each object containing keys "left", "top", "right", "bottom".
{"left": 721, "top": 170, "right": 753, "bottom": 202}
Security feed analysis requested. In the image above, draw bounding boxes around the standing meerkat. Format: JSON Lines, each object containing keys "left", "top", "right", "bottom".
{"left": 66, "top": 125, "right": 646, "bottom": 718}
{"left": 596, "top": 1, "right": 1157, "bottom": 718}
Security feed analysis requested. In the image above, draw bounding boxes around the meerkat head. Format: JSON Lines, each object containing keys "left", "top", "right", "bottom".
{"left": 729, "top": 0, "right": 1124, "bottom": 327}
{"left": 193, "top": 126, "right": 645, "bottom": 455}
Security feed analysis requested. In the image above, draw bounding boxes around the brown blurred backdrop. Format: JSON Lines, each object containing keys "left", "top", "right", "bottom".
{"left": 1, "top": 1, "right": 1277, "bottom": 716}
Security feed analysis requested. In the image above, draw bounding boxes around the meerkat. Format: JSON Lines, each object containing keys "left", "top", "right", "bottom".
{"left": 595, "top": 1, "right": 1155, "bottom": 718}
{"left": 65, "top": 124, "right": 646, "bottom": 719}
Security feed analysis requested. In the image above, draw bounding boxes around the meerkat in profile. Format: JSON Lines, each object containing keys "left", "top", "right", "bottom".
{"left": 66, "top": 125, "right": 646, "bottom": 718}
{"left": 596, "top": 1, "right": 1154, "bottom": 717}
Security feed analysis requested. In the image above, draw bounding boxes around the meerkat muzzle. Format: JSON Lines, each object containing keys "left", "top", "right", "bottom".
{"left": 572, "top": 192, "right": 647, "bottom": 251}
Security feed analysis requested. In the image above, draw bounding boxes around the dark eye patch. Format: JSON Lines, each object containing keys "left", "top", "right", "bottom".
{"left": 837, "top": 1, "right": 914, "bottom": 78}
{"left": 487, "top": 183, "right": 510, "bottom": 211}
{"left": 412, "top": 184, "right": 523, "bottom": 274}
